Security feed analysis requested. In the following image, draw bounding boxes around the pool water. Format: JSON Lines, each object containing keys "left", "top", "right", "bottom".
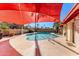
{"left": 26, "top": 32, "right": 59, "bottom": 41}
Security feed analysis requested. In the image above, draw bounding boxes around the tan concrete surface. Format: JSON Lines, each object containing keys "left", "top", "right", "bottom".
{"left": 9, "top": 34, "right": 35, "bottom": 56}
{"left": 8, "top": 34, "right": 79, "bottom": 56}
{"left": 51, "top": 36, "right": 79, "bottom": 55}
{"left": 38, "top": 39, "right": 78, "bottom": 56}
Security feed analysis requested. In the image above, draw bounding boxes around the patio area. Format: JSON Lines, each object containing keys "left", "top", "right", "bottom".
{"left": 0, "top": 34, "right": 78, "bottom": 56}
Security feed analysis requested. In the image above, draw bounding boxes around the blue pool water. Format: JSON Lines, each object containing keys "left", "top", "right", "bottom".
{"left": 26, "top": 32, "right": 59, "bottom": 41}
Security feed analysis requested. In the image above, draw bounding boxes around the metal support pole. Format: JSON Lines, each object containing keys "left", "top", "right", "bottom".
{"left": 21, "top": 25, "right": 24, "bottom": 34}
{"left": 35, "top": 13, "right": 41, "bottom": 56}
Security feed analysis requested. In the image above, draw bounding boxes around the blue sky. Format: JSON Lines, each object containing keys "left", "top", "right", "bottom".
{"left": 28, "top": 22, "right": 54, "bottom": 28}
{"left": 28, "top": 3, "right": 74, "bottom": 28}
{"left": 60, "top": 3, "right": 74, "bottom": 21}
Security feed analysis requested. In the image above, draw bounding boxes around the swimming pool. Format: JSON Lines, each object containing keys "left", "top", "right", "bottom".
{"left": 26, "top": 32, "right": 59, "bottom": 41}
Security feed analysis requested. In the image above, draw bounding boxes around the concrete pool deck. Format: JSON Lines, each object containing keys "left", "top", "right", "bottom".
{"left": 0, "top": 36, "right": 22, "bottom": 56}
{"left": 9, "top": 34, "right": 79, "bottom": 56}
{"left": 0, "top": 34, "right": 79, "bottom": 56}
{"left": 50, "top": 36, "right": 79, "bottom": 55}
{"left": 9, "top": 34, "right": 35, "bottom": 56}
{"left": 38, "top": 39, "right": 78, "bottom": 56}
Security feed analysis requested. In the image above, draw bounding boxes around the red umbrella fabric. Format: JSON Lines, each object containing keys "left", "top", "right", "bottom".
{"left": 0, "top": 3, "right": 63, "bottom": 25}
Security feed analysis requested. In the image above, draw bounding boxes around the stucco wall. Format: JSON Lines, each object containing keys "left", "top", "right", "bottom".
{"left": 66, "top": 20, "right": 74, "bottom": 42}
{"left": 74, "top": 16, "right": 79, "bottom": 46}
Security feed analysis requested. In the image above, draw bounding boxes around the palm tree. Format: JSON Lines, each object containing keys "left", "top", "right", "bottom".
{"left": 27, "top": 24, "right": 31, "bottom": 28}
{"left": 53, "top": 22, "right": 60, "bottom": 33}
{"left": 36, "top": 23, "right": 39, "bottom": 29}
{"left": 44, "top": 24, "right": 45, "bottom": 29}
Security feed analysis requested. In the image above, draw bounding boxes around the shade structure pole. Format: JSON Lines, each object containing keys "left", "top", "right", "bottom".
{"left": 18, "top": 4, "right": 24, "bottom": 34}
{"left": 21, "top": 25, "right": 24, "bottom": 34}
{"left": 35, "top": 13, "right": 37, "bottom": 55}
{"left": 35, "top": 12, "right": 41, "bottom": 56}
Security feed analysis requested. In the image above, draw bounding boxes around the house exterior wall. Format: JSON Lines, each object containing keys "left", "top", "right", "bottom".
{"left": 66, "top": 19, "right": 74, "bottom": 43}
{"left": 67, "top": 22, "right": 71, "bottom": 42}
{"left": 65, "top": 15, "right": 79, "bottom": 45}
{"left": 74, "top": 16, "right": 79, "bottom": 46}
{"left": 63, "top": 25, "right": 66, "bottom": 36}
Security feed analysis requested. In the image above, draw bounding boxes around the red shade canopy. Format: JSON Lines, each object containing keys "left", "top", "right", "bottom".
{"left": 0, "top": 10, "right": 34, "bottom": 24}
{"left": 0, "top": 3, "right": 63, "bottom": 25}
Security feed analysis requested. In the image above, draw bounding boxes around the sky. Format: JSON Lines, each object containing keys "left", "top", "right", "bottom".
{"left": 28, "top": 22, "right": 54, "bottom": 28}
{"left": 60, "top": 3, "right": 74, "bottom": 21}
{"left": 28, "top": 3, "right": 75, "bottom": 28}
